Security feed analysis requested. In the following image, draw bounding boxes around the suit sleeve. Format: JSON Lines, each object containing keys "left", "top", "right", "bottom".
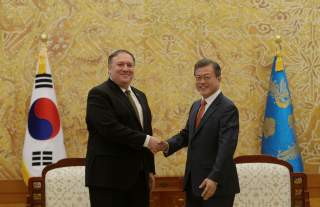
{"left": 86, "top": 88, "right": 146, "bottom": 150}
{"left": 164, "top": 104, "right": 194, "bottom": 156}
{"left": 141, "top": 93, "right": 155, "bottom": 174}
{"left": 208, "top": 104, "right": 239, "bottom": 183}
{"left": 165, "top": 126, "right": 189, "bottom": 156}
{"left": 144, "top": 147, "right": 155, "bottom": 174}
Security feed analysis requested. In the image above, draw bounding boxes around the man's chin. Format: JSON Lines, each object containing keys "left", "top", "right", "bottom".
{"left": 119, "top": 80, "right": 132, "bottom": 87}
{"left": 120, "top": 77, "right": 132, "bottom": 82}
{"left": 198, "top": 90, "right": 208, "bottom": 96}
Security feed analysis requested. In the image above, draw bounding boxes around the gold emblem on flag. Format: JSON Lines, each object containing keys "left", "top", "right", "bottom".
{"left": 263, "top": 117, "right": 275, "bottom": 138}
{"left": 278, "top": 144, "right": 299, "bottom": 161}
{"left": 270, "top": 79, "right": 290, "bottom": 108}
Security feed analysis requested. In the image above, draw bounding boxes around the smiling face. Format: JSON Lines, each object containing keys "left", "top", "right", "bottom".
{"left": 194, "top": 64, "right": 221, "bottom": 98}
{"left": 108, "top": 52, "right": 135, "bottom": 89}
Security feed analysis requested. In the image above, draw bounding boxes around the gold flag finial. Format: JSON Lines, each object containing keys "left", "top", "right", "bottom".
{"left": 38, "top": 33, "right": 48, "bottom": 74}
{"left": 275, "top": 35, "right": 282, "bottom": 55}
{"left": 40, "top": 33, "right": 48, "bottom": 43}
{"left": 275, "top": 35, "right": 281, "bottom": 44}
{"left": 275, "top": 35, "right": 284, "bottom": 71}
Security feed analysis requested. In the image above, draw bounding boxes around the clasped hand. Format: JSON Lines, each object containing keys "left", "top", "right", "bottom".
{"left": 147, "top": 136, "right": 168, "bottom": 154}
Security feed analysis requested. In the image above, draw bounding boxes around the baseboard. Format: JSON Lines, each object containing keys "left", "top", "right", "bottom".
{"left": 0, "top": 174, "right": 320, "bottom": 204}
{"left": 0, "top": 180, "right": 27, "bottom": 203}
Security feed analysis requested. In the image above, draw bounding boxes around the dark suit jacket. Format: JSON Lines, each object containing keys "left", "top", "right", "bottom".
{"left": 166, "top": 92, "right": 240, "bottom": 197}
{"left": 85, "top": 79, "right": 154, "bottom": 190}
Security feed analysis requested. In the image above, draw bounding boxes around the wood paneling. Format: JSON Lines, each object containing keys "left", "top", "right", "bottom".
{"left": 308, "top": 174, "right": 320, "bottom": 196}
{"left": 0, "top": 180, "right": 27, "bottom": 204}
{"left": 151, "top": 177, "right": 185, "bottom": 207}
{"left": 0, "top": 174, "right": 319, "bottom": 206}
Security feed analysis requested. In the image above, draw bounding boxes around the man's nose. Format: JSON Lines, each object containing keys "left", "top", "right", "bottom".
{"left": 199, "top": 78, "right": 206, "bottom": 83}
{"left": 122, "top": 64, "right": 130, "bottom": 71}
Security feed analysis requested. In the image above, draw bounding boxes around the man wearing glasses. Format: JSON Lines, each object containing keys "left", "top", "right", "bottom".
{"left": 162, "top": 58, "right": 240, "bottom": 207}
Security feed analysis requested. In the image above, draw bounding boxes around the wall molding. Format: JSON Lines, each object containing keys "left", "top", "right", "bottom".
{"left": 0, "top": 174, "right": 319, "bottom": 204}
{"left": 0, "top": 180, "right": 27, "bottom": 203}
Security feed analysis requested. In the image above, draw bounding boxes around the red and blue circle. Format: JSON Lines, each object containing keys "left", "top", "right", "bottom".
{"left": 28, "top": 98, "right": 60, "bottom": 140}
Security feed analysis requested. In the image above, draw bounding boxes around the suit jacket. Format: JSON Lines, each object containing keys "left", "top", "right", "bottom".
{"left": 85, "top": 79, "right": 154, "bottom": 190}
{"left": 166, "top": 92, "right": 240, "bottom": 197}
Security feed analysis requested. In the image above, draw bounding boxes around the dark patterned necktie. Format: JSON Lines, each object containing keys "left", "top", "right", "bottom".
{"left": 125, "top": 90, "right": 140, "bottom": 119}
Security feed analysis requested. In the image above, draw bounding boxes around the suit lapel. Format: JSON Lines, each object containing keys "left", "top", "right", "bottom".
{"left": 191, "top": 93, "right": 223, "bottom": 140}
{"left": 107, "top": 80, "right": 143, "bottom": 129}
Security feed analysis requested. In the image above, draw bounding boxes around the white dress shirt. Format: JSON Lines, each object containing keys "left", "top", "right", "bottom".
{"left": 202, "top": 89, "right": 221, "bottom": 114}
{"left": 120, "top": 86, "right": 150, "bottom": 147}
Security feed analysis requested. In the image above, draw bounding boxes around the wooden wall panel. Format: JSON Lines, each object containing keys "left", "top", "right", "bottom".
{"left": 0, "top": 180, "right": 27, "bottom": 203}
{"left": 308, "top": 174, "right": 320, "bottom": 198}
{"left": 0, "top": 174, "right": 319, "bottom": 205}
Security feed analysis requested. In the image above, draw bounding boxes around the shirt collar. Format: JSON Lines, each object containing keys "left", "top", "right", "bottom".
{"left": 120, "top": 86, "right": 132, "bottom": 93}
{"left": 202, "top": 89, "right": 221, "bottom": 106}
{"left": 109, "top": 76, "right": 132, "bottom": 93}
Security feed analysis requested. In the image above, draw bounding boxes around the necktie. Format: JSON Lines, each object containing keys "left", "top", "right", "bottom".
{"left": 125, "top": 90, "right": 140, "bottom": 120}
{"left": 195, "top": 99, "right": 207, "bottom": 128}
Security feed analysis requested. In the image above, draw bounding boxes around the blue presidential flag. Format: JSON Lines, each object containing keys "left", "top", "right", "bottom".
{"left": 261, "top": 54, "right": 304, "bottom": 172}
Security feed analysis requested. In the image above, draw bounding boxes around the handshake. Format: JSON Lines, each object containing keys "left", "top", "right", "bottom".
{"left": 147, "top": 136, "right": 169, "bottom": 154}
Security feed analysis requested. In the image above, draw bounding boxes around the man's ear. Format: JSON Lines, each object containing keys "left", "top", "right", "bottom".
{"left": 218, "top": 76, "right": 222, "bottom": 81}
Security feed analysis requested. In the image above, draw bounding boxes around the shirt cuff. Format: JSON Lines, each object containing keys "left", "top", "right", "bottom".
{"left": 143, "top": 135, "right": 151, "bottom": 147}
{"left": 161, "top": 141, "right": 169, "bottom": 155}
{"left": 164, "top": 144, "right": 169, "bottom": 154}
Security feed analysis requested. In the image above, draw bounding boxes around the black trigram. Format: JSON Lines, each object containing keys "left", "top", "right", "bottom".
{"left": 35, "top": 74, "right": 53, "bottom": 88}
{"left": 32, "top": 151, "right": 53, "bottom": 166}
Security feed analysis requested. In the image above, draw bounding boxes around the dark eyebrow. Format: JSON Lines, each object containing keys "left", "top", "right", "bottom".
{"left": 116, "top": 61, "right": 134, "bottom": 63}
{"left": 195, "top": 73, "right": 212, "bottom": 76}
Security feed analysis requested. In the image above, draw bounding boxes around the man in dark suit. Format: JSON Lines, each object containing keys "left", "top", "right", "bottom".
{"left": 162, "top": 58, "right": 240, "bottom": 207}
{"left": 85, "top": 49, "right": 162, "bottom": 207}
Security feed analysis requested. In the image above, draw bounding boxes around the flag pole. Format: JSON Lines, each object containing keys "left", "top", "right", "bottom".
{"left": 274, "top": 35, "right": 284, "bottom": 72}
{"left": 39, "top": 33, "right": 48, "bottom": 57}
{"left": 275, "top": 35, "right": 282, "bottom": 55}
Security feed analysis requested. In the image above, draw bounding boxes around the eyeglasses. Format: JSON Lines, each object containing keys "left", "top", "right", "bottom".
{"left": 194, "top": 75, "right": 212, "bottom": 82}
